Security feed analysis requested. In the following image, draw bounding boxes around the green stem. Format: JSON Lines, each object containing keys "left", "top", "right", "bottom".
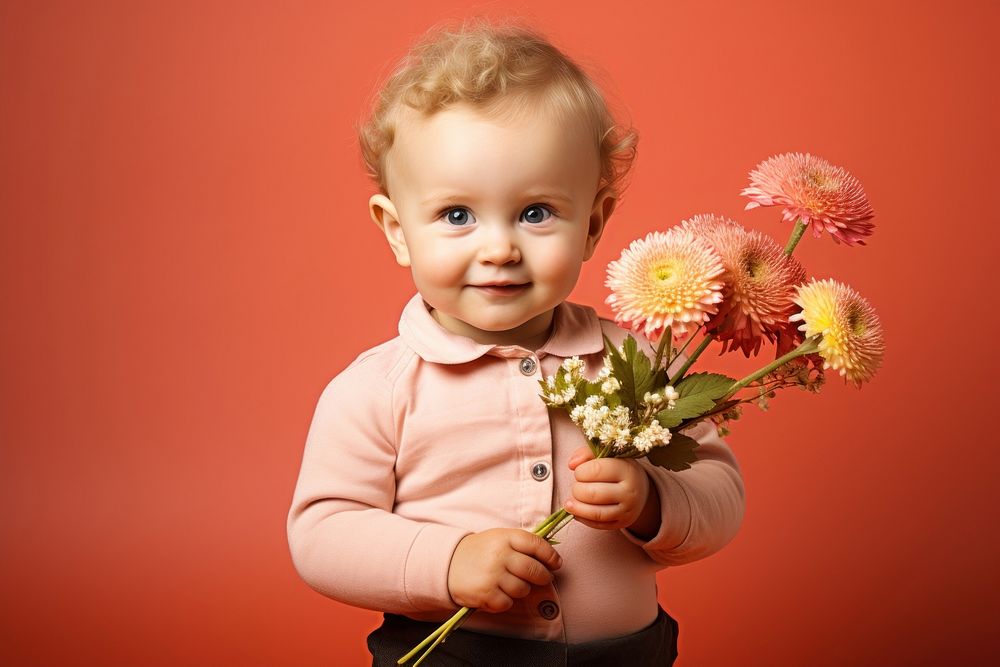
{"left": 669, "top": 325, "right": 702, "bottom": 369}
{"left": 669, "top": 334, "right": 713, "bottom": 385}
{"left": 533, "top": 509, "right": 569, "bottom": 538}
{"left": 546, "top": 512, "right": 575, "bottom": 537}
{"left": 652, "top": 326, "right": 672, "bottom": 375}
{"left": 396, "top": 608, "right": 461, "bottom": 664}
{"left": 722, "top": 336, "right": 820, "bottom": 402}
{"left": 411, "top": 608, "right": 472, "bottom": 667}
{"left": 784, "top": 219, "right": 808, "bottom": 256}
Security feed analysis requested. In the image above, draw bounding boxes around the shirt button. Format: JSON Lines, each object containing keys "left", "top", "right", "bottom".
{"left": 519, "top": 356, "right": 537, "bottom": 375}
{"left": 530, "top": 461, "right": 550, "bottom": 481}
{"left": 538, "top": 600, "right": 560, "bottom": 620}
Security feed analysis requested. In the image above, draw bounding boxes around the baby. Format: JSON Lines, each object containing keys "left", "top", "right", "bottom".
{"left": 287, "top": 18, "right": 745, "bottom": 666}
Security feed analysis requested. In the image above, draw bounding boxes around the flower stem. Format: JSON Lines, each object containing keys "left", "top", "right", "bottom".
{"left": 784, "top": 219, "right": 808, "bottom": 256}
{"left": 669, "top": 334, "right": 713, "bottom": 385}
{"left": 652, "top": 326, "right": 672, "bottom": 375}
{"left": 396, "top": 607, "right": 467, "bottom": 665}
{"left": 533, "top": 509, "right": 570, "bottom": 538}
{"left": 722, "top": 336, "right": 820, "bottom": 402}
{"left": 670, "top": 325, "right": 702, "bottom": 366}
{"left": 411, "top": 607, "right": 473, "bottom": 667}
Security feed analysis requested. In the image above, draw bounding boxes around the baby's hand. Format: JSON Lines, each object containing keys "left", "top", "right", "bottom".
{"left": 564, "top": 446, "right": 658, "bottom": 534}
{"left": 447, "top": 528, "right": 562, "bottom": 613}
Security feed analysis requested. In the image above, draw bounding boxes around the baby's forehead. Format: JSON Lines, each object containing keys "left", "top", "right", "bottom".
{"left": 387, "top": 102, "right": 599, "bottom": 195}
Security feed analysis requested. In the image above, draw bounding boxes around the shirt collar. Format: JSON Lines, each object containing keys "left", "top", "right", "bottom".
{"left": 398, "top": 293, "right": 605, "bottom": 364}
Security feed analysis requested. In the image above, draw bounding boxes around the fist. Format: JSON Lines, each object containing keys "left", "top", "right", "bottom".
{"left": 564, "top": 446, "right": 657, "bottom": 533}
{"left": 447, "top": 528, "right": 562, "bottom": 613}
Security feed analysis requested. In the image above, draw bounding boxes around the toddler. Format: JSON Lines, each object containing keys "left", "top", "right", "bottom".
{"left": 287, "top": 18, "right": 745, "bottom": 666}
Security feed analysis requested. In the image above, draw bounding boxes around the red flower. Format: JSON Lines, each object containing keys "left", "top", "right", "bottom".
{"left": 682, "top": 214, "right": 806, "bottom": 357}
{"left": 741, "top": 152, "right": 875, "bottom": 246}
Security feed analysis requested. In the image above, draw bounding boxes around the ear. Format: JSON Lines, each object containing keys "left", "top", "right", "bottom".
{"left": 583, "top": 186, "right": 616, "bottom": 261}
{"left": 369, "top": 193, "right": 410, "bottom": 267}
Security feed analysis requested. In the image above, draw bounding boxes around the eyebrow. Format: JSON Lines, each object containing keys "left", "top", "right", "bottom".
{"left": 421, "top": 191, "right": 575, "bottom": 207}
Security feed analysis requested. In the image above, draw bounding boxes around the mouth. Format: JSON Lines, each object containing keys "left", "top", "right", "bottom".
{"left": 471, "top": 282, "right": 531, "bottom": 296}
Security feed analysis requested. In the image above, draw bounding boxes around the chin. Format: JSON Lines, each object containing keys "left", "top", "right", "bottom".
{"left": 467, "top": 316, "right": 531, "bottom": 333}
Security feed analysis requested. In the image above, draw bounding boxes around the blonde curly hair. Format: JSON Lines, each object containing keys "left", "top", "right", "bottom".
{"left": 356, "top": 17, "right": 638, "bottom": 203}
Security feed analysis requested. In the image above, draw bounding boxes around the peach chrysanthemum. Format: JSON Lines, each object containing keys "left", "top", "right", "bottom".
{"left": 741, "top": 152, "right": 875, "bottom": 246}
{"left": 605, "top": 228, "right": 725, "bottom": 342}
{"left": 789, "top": 279, "right": 885, "bottom": 387}
{"left": 682, "top": 214, "right": 806, "bottom": 357}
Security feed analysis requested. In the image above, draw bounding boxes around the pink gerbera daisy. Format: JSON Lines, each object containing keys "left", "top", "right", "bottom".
{"left": 741, "top": 152, "right": 875, "bottom": 246}
{"left": 605, "top": 228, "right": 725, "bottom": 342}
{"left": 789, "top": 278, "right": 885, "bottom": 387}
{"left": 682, "top": 214, "right": 806, "bottom": 357}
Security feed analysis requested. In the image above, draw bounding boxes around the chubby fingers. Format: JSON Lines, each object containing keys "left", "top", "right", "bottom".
{"left": 508, "top": 530, "right": 563, "bottom": 572}
{"left": 562, "top": 495, "right": 625, "bottom": 529}
{"left": 570, "top": 480, "right": 627, "bottom": 505}
{"left": 571, "top": 456, "right": 631, "bottom": 483}
{"left": 565, "top": 480, "right": 639, "bottom": 526}
{"left": 567, "top": 445, "right": 595, "bottom": 471}
{"left": 564, "top": 459, "right": 649, "bottom": 528}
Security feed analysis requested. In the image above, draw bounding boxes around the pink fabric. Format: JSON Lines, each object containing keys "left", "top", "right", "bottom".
{"left": 287, "top": 293, "right": 746, "bottom": 643}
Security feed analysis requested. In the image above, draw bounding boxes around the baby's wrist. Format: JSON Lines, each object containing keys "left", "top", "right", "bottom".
{"left": 626, "top": 473, "right": 661, "bottom": 539}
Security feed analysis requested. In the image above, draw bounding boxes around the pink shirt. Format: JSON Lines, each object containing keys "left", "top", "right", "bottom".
{"left": 287, "top": 293, "right": 745, "bottom": 643}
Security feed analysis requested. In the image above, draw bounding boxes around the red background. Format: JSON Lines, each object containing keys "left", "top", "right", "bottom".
{"left": 2, "top": 1, "right": 998, "bottom": 665}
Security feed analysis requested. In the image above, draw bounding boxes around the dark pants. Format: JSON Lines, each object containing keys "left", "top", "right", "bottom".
{"left": 368, "top": 606, "right": 679, "bottom": 666}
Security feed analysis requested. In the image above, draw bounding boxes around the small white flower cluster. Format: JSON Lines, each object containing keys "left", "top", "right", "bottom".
{"left": 643, "top": 386, "right": 680, "bottom": 410}
{"left": 632, "top": 420, "right": 673, "bottom": 453}
{"left": 569, "top": 395, "right": 632, "bottom": 451}
{"left": 541, "top": 356, "right": 586, "bottom": 406}
{"left": 601, "top": 377, "right": 621, "bottom": 395}
{"left": 595, "top": 356, "right": 615, "bottom": 390}
{"left": 542, "top": 376, "right": 577, "bottom": 405}
{"left": 561, "top": 356, "right": 584, "bottom": 381}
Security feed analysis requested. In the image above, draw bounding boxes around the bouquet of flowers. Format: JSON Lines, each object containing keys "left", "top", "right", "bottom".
{"left": 398, "top": 152, "right": 885, "bottom": 665}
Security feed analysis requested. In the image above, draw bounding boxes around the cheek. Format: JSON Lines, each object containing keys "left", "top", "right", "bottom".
{"left": 531, "top": 240, "right": 585, "bottom": 287}
{"left": 408, "top": 236, "right": 468, "bottom": 287}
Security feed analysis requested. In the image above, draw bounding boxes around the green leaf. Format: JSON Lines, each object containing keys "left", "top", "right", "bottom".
{"left": 603, "top": 335, "right": 632, "bottom": 410}
{"left": 675, "top": 372, "right": 735, "bottom": 400}
{"left": 626, "top": 337, "right": 655, "bottom": 408}
{"left": 656, "top": 395, "right": 714, "bottom": 428}
{"left": 603, "top": 334, "right": 627, "bottom": 372}
{"left": 645, "top": 433, "right": 700, "bottom": 472}
{"left": 646, "top": 433, "right": 698, "bottom": 472}
{"left": 576, "top": 378, "right": 602, "bottom": 403}
{"left": 674, "top": 399, "right": 741, "bottom": 432}
{"left": 655, "top": 373, "right": 737, "bottom": 427}
{"left": 602, "top": 334, "right": 654, "bottom": 416}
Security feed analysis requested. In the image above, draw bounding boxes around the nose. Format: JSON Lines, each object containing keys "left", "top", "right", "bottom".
{"left": 476, "top": 224, "right": 521, "bottom": 265}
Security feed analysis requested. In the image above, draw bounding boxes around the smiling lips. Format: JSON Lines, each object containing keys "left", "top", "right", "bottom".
{"left": 472, "top": 282, "right": 530, "bottom": 296}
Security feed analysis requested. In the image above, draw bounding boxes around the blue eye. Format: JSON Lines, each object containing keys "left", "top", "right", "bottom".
{"left": 521, "top": 205, "right": 553, "bottom": 224}
{"left": 441, "top": 207, "right": 475, "bottom": 226}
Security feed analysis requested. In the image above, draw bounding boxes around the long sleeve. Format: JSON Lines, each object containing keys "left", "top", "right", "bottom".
{"left": 622, "top": 418, "right": 746, "bottom": 566}
{"left": 286, "top": 353, "right": 472, "bottom": 615}
{"left": 599, "top": 321, "right": 747, "bottom": 567}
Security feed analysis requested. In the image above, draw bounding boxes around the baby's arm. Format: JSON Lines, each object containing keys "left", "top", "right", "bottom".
{"left": 287, "top": 357, "right": 474, "bottom": 615}
{"left": 623, "top": 419, "right": 745, "bottom": 565}
{"left": 564, "top": 420, "right": 744, "bottom": 566}
{"left": 588, "top": 324, "right": 747, "bottom": 566}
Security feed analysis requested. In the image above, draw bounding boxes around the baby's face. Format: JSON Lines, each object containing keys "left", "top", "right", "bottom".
{"left": 370, "top": 101, "right": 613, "bottom": 349}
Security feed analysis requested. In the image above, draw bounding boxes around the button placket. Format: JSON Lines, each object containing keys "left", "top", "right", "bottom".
{"left": 538, "top": 600, "right": 560, "bottom": 620}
